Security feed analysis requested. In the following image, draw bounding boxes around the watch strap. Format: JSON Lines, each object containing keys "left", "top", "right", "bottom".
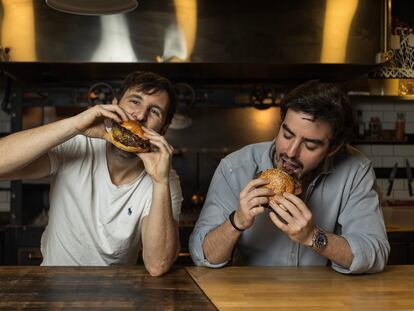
{"left": 229, "top": 211, "right": 245, "bottom": 232}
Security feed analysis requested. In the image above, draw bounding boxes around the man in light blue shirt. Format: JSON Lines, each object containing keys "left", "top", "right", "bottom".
{"left": 189, "top": 81, "right": 389, "bottom": 274}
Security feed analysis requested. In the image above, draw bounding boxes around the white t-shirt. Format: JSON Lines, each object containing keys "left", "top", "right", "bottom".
{"left": 41, "top": 135, "right": 182, "bottom": 266}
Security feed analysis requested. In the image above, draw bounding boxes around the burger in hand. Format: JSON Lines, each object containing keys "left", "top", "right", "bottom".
{"left": 258, "top": 168, "right": 302, "bottom": 223}
{"left": 259, "top": 168, "right": 302, "bottom": 198}
{"left": 109, "top": 120, "right": 151, "bottom": 153}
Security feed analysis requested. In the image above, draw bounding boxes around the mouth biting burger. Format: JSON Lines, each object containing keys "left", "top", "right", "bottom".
{"left": 279, "top": 155, "right": 303, "bottom": 178}
{"left": 109, "top": 120, "right": 151, "bottom": 153}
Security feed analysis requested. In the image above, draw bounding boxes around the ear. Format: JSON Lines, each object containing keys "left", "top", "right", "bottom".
{"left": 112, "top": 97, "right": 118, "bottom": 105}
{"left": 327, "top": 143, "right": 343, "bottom": 157}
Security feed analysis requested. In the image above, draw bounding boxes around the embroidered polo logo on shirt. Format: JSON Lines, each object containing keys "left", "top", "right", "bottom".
{"left": 128, "top": 207, "right": 132, "bottom": 216}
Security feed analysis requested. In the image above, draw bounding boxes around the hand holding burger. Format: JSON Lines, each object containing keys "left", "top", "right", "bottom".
{"left": 259, "top": 168, "right": 302, "bottom": 198}
{"left": 258, "top": 168, "right": 302, "bottom": 225}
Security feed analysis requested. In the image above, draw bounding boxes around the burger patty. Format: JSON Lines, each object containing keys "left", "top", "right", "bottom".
{"left": 112, "top": 124, "right": 151, "bottom": 149}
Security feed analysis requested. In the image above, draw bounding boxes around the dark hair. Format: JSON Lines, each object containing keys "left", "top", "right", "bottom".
{"left": 280, "top": 80, "right": 354, "bottom": 148}
{"left": 118, "top": 71, "right": 177, "bottom": 126}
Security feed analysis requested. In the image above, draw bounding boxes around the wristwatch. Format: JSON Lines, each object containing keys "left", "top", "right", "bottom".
{"left": 311, "top": 227, "right": 328, "bottom": 251}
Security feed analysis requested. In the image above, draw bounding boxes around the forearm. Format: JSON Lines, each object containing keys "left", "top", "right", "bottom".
{"left": 315, "top": 233, "right": 353, "bottom": 269}
{"left": 142, "top": 182, "right": 179, "bottom": 276}
{"left": 203, "top": 220, "right": 241, "bottom": 265}
{"left": 0, "top": 117, "right": 79, "bottom": 176}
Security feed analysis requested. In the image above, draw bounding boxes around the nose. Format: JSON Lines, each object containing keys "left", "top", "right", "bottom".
{"left": 133, "top": 107, "right": 148, "bottom": 123}
{"left": 286, "top": 140, "right": 301, "bottom": 158}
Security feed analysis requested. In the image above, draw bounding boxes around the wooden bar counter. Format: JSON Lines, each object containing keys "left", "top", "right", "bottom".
{"left": 186, "top": 266, "right": 414, "bottom": 310}
{"left": 0, "top": 266, "right": 216, "bottom": 310}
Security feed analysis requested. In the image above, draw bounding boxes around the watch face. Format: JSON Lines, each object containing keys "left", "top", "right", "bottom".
{"left": 316, "top": 234, "right": 327, "bottom": 247}
{"left": 313, "top": 230, "right": 327, "bottom": 250}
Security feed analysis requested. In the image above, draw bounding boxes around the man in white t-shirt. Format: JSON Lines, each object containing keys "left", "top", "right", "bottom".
{"left": 0, "top": 71, "right": 183, "bottom": 276}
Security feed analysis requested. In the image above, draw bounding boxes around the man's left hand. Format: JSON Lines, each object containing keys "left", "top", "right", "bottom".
{"left": 136, "top": 126, "right": 173, "bottom": 185}
{"left": 268, "top": 192, "right": 315, "bottom": 246}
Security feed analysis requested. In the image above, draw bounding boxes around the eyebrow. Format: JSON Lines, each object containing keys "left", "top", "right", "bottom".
{"left": 126, "top": 93, "right": 143, "bottom": 101}
{"left": 282, "top": 123, "right": 325, "bottom": 145}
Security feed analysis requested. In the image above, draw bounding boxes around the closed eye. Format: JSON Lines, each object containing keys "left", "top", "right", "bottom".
{"left": 304, "top": 143, "right": 318, "bottom": 151}
{"left": 150, "top": 107, "right": 161, "bottom": 117}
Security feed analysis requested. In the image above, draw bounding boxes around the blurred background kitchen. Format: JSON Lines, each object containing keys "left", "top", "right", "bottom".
{"left": 0, "top": 0, "right": 414, "bottom": 266}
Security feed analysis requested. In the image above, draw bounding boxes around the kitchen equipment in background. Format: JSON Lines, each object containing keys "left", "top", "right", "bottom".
{"left": 45, "top": 0, "right": 138, "bottom": 15}
{"left": 406, "top": 159, "right": 413, "bottom": 197}
{"left": 170, "top": 83, "right": 193, "bottom": 130}
{"left": 387, "top": 162, "right": 398, "bottom": 197}
{"left": 189, "top": 152, "right": 205, "bottom": 211}
{"left": 250, "top": 86, "right": 276, "bottom": 110}
{"left": 88, "top": 82, "right": 115, "bottom": 105}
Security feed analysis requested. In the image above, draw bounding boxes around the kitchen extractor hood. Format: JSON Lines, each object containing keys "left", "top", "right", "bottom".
{"left": 45, "top": 0, "right": 138, "bottom": 16}
{"left": 0, "top": 0, "right": 389, "bottom": 82}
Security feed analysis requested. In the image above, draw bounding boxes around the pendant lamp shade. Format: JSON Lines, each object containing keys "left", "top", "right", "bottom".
{"left": 45, "top": 0, "right": 138, "bottom": 15}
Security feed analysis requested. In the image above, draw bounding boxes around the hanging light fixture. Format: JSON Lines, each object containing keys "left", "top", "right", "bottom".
{"left": 45, "top": 0, "right": 138, "bottom": 16}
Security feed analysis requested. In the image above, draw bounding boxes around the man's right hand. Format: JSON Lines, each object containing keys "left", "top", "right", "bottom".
{"left": 233, "top": 178, "right": 274, "bottom": 230}
{"left": 71, "top": 104, "right": 133, "bottom": 141}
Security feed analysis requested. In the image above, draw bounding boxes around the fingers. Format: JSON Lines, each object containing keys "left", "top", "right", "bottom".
{"left": 249, "top": 205, "right": 265, "bottom": 217}
{"left": 269, "top": 210, "right": 289, "bottom": 231}
{"left": 269, "top": 194, "right": 313, "bottom": 234}
{"left": 240, "top": 178, "right": 271, "bottom": 198}
{"left": 272, "top": 195, "right": 302, "bottom": 220}
{"left": 250, "top": 196, "right": 271, "bottom": 208}
{"left": 95, "top": 104, "right": 133, "bottom": 123}
{"left": 282, "top": 192, "right": 312, "bottom": 219}
{"left": 269, "top": 199, "right": 294, "bottom": 223}
{"left": 142, "top": 128, "right": 174, "bottom": 155}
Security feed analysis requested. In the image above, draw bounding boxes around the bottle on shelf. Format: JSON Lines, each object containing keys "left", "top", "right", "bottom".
{"left": 395, "top": 112, "right": 406, "bottom": 142}
{"left": 356, "top": 110, "right": 365, "bottom": 139}
{"left": 369, "top": 116, "right": 382, "bottom": 140}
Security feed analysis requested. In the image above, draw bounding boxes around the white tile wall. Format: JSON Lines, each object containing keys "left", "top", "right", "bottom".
{"left": 0, "top": 190, "right": 10, "bottom": 212}
{"left": 372, "top": 145, "right": 394, "bottom": 156}
{"left": 353, "top": 92, "right": 414, "bottom": 199}
{"left": 376, "top": 178, "right": 413, "bottom": 200}
{"left": 0, "top": 109, "right": 10, "bottom": 133}
{"left": 354, "top": 101, "right": 414, "bottom": 135}
{"left": 0, "top": 203, "right": 10, "bottom": 212}
{"left": 0, "top": 181, "right": 10, "bottom": 188}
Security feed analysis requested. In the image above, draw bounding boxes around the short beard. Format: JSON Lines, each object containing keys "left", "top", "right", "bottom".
{"left": 111, "top": 144, "right": 138, "bottom": 159}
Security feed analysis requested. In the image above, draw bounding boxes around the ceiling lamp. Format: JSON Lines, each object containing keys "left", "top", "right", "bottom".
{"left": 45, "top": 0, "right": 138, "bottom": 16}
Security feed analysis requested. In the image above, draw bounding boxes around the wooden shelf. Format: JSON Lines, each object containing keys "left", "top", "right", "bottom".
{"left": 352, "top": 134, "right": 414, "bottom": 145}
{"left": 349, "top": 95, "right": 414, "bottom": 102}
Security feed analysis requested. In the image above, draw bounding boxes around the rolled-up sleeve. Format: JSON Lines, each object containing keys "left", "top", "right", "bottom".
{"left": 189, "top": 159, "right": 238, "bottom": 268}
{"left": 333, "top": 162, "right": 390, "bottom": 274}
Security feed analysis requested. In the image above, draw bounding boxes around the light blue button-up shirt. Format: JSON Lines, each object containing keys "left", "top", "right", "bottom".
{"left": 189, "top": 141, "right": 390, "bottom": 274}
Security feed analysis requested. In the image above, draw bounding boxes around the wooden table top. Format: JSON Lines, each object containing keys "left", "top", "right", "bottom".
{"left": 0, "top": 266, "right": 216, "bottom": 310}
{"left": 186, "top": 265, "right": 414, "bottom": 310}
